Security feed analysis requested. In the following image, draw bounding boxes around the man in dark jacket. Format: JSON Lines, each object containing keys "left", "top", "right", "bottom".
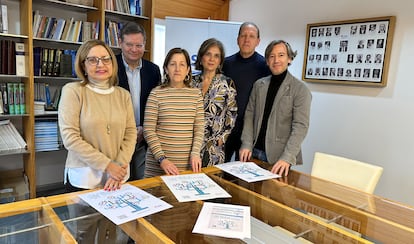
{"left": 117, "top": 22, "right": 161, "bottom": 180}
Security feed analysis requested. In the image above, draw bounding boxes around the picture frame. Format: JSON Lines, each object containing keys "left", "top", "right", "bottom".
{"left": 302, "top": 16, "right": 396, "bottom": 87}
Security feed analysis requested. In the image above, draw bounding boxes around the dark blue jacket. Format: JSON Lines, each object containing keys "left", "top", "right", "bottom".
{"left": 116, "top": 54, "right": 161, "bottom": 126}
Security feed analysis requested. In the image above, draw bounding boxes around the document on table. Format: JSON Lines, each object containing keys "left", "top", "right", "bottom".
{"left": 78, "top": 184, "right": 172, "bottom": 225}
{"left": 193, "top": 202, "right": 251, "bottom": 239}
{"left": 215, "top": 161, "right": 281, "bottom": 182}
{"left": 160, "top": 173, "right": 231, "bottom": 202}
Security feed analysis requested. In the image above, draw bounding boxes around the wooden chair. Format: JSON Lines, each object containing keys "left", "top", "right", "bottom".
{"left": 311, "top": 152, "right": 383, "bottom": 194}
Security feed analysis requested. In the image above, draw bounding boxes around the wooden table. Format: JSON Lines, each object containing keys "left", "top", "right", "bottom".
{"left": 1, "top": 163, "right": 413, "bottom": 243}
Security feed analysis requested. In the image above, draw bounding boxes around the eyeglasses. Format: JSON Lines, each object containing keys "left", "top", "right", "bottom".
{"left": 85, "top": 56, "right": 112, "bottom": 65}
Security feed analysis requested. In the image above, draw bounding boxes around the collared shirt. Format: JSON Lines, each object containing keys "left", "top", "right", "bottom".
{"left": 122, "top": 54, "right": 142, "bottom": 125}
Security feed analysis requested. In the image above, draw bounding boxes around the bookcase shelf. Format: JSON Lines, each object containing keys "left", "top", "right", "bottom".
{"left": 0, "top": 148, "right": 29, "bottom": 156}
{"left": 42, "top": 0, "right": 98, "bottom": 11}
{"left": 0, "top": 33, "right": 29, "bottom": 39}
{"left": 0, "top": 0, "right": 155, "bottom": 200}
{"left": 105, "top": 10, "right": 150, "bottom": 20}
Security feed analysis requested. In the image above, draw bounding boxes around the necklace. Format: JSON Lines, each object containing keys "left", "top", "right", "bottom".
{"left": 104, "top": 93, "right": 112, "bottom": 134}
{"left": 86, "top": 85, "right": 113, "bottom": 134}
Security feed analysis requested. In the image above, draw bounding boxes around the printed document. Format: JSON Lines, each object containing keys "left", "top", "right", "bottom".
{"left": 215, "top": 161, "right": 281, "bottom": 182}
{"left": 193, "top": 202, "right": 251, "bottom": 239}
{"left": 78, "top": 184, "right": 172, "bottom": 225}
{"left": 161, "top": 173, "right": 231, "bottom": 202}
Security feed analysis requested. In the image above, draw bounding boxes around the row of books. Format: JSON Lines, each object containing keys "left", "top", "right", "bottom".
{"left": 0, "top": 40, "right": 26, "bottom": 76}
{"left": 0, "top": 119, "right": 27, "bottom": 153}
{"left": 0, "top": 83, "right": 25, "bottom": 115}
{"left": 32, "top": 11, "right": 99, "bottom": 42}
{"left": 34, "top": 83, "right": 61, "bottom": 114}
{"left": 33, "top": 47, "right": 76, "bottom": 77}
{"left": 105, "top": 21, "right": 124, "bottom": 47}
{"left": 106, "top": 0, "right": 142, "bottom": 15}
{"left": 34, "top": 118, "right": 62, "bottom": 152}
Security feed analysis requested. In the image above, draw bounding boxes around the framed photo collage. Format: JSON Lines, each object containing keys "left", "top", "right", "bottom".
{"left": 302, "top": 16, "right": 395, "bottom": 87}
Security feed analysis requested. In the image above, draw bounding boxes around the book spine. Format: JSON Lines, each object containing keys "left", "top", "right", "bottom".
{"left": 93, "top": 21, "right": 100, "bottom": 39}
{"left": 42, "top": 17, "right": 53, "bottom": 38}
{"left": 39, "top": 82, "right": 46, "bottom": 102}
{"left": 53, "top": 49, "right": 62, "bottom": 77}
{"left": 53, "top": 19, "right": 65, "bottom": 40}
{"left": 136, "top": 0, "right": 142, "bottom": 15}
{"left": 7, "top": 40, "right": 16, "bottom": 75}
{"left": 7, "top": 83, "right": 14, "bottom": 114}
{"left": 13, "top": 83, "right": 20, "bottom": 114}
{"left": 19, "top": 83, "right": 25, "bottom": 114}
{"left": 0, "top": 86, "right": 3, "bottom": 114}
{"left": 59, "top": 51, "right": 73, "bottom": 77}
{"left": 70, "top": 50, "right": 76, "bottom": 77}
{"left": 37, "top": 15, "right": 48, "bottom": 38}
{"left": 33, "top": 47, "right": 42, "bottom": 76}
{"left": 52, "top": 87, "right": 61, "bottom": 110}
{"left": 32, "top": 10, "right": 41, "bottom": 38}
{"left": 129, "top": 0, "right": 136, "bottom": 15}
{"left": 41, "top": 47, "right": 48, "bottom": 76}
{"left": 1, "top": 4, "right": 8, "bottom": 34}
{"left": 0, "top": 83, "right": 8, "bottom": 114}
{"left": 47, "top": 48, "right": 55, "bottom": 76}
{"left": 15, "top": 42, "right": 26, "bottom": 76}
{"left": 45, "top": 83, "right": 51, "bottom": 108}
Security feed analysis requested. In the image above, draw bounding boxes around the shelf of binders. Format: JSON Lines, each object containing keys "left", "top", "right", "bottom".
{"left": 32, "top": 42, "right": 79, "bottom": 79}
{"left": 0, "top": 79, "right": 28, "bottom": 117}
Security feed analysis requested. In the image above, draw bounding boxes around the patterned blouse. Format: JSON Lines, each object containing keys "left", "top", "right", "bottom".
{"left": 191, "top": 73, "right": 237, "bottom": 166}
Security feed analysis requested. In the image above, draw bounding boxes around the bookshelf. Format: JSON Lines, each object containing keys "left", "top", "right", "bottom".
{"left": 0, "top": 0, "right": 155, "bottom": 199}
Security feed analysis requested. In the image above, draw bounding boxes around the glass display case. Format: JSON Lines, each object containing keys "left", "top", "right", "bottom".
{"left": 1, "top": 164, "right": 413, "bottom": 243}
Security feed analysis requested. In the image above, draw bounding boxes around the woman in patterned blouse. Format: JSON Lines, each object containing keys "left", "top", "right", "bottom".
{"left": 191, "top": 38, "right": 238, "bottom": 166}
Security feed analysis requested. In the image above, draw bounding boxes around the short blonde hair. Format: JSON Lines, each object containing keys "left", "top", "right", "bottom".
{"left": 75, "top": 39, "right": 119, "bottom": 86}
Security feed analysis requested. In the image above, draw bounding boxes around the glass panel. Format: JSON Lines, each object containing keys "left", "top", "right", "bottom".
{"left": 53, "top": 198, "right": 130, "bottom": 243}
{"left": 137, "top": 182, "right": 367, "bottom": 243}
{"left": 209, "top": 170, "right": 414, "bottom": 243}
{"left": 0, "top": 209, "right": 60, "bottom": 244}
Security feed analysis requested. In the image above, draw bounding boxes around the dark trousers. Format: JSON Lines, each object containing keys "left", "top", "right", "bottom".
{"left": 224, "top": 131, "right": 242, "bottom": 162}
{"left": 128, "top": 142, "right": 146, "bottom": 181}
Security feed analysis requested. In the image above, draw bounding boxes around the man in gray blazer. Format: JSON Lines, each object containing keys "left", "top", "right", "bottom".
{"left": 239, "top": 40, "right": 312, "bottom": 176}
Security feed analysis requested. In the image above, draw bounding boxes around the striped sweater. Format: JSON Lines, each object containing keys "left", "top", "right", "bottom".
{"left": 143, "top": 86, "right": 205, "bottom": 177}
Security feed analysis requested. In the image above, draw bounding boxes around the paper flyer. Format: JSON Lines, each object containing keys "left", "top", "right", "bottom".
{"left": 78, "top": 184, "right": 172, "bottom": 225}
{"left": 193, "top": 202, "right": 251, "bottom": 239}
{"left": 160, "top": 173, "right": 231, "bottom": 202}
{"left": 215, "top": 161, "right": 281, "bottom": 182}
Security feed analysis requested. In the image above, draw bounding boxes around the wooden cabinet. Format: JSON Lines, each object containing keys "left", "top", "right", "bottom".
{"left": 0, "top": 0, "right": 155, "bottom": 199}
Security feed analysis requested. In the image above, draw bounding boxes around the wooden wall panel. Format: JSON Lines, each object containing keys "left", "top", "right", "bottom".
{"left": 154, "top": 0, "right": 229, "bottom": 20}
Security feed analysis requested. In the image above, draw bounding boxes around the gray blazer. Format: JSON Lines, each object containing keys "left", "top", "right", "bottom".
{"left": 240, "top": 72, "right": 312, "bottom": 165}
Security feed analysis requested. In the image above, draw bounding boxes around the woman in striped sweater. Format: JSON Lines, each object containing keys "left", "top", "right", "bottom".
{"left": 143, "top": 48, "right": 205, "bottom": 177}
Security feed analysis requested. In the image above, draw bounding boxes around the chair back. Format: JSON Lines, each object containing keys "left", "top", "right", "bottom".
{"left": 311, "top": 152, "right": 383, "bottom": 194}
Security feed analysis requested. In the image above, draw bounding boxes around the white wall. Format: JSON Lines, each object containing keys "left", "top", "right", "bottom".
{"left": 165, "top": 17, "right": 241, "bottom": 74}
{"left": 229, "top": 0, "right": 414, "bottom": 206}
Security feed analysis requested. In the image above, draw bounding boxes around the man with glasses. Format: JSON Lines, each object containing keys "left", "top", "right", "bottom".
{"left": 117, "top": 22, "right": 161, "bottom": 181}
